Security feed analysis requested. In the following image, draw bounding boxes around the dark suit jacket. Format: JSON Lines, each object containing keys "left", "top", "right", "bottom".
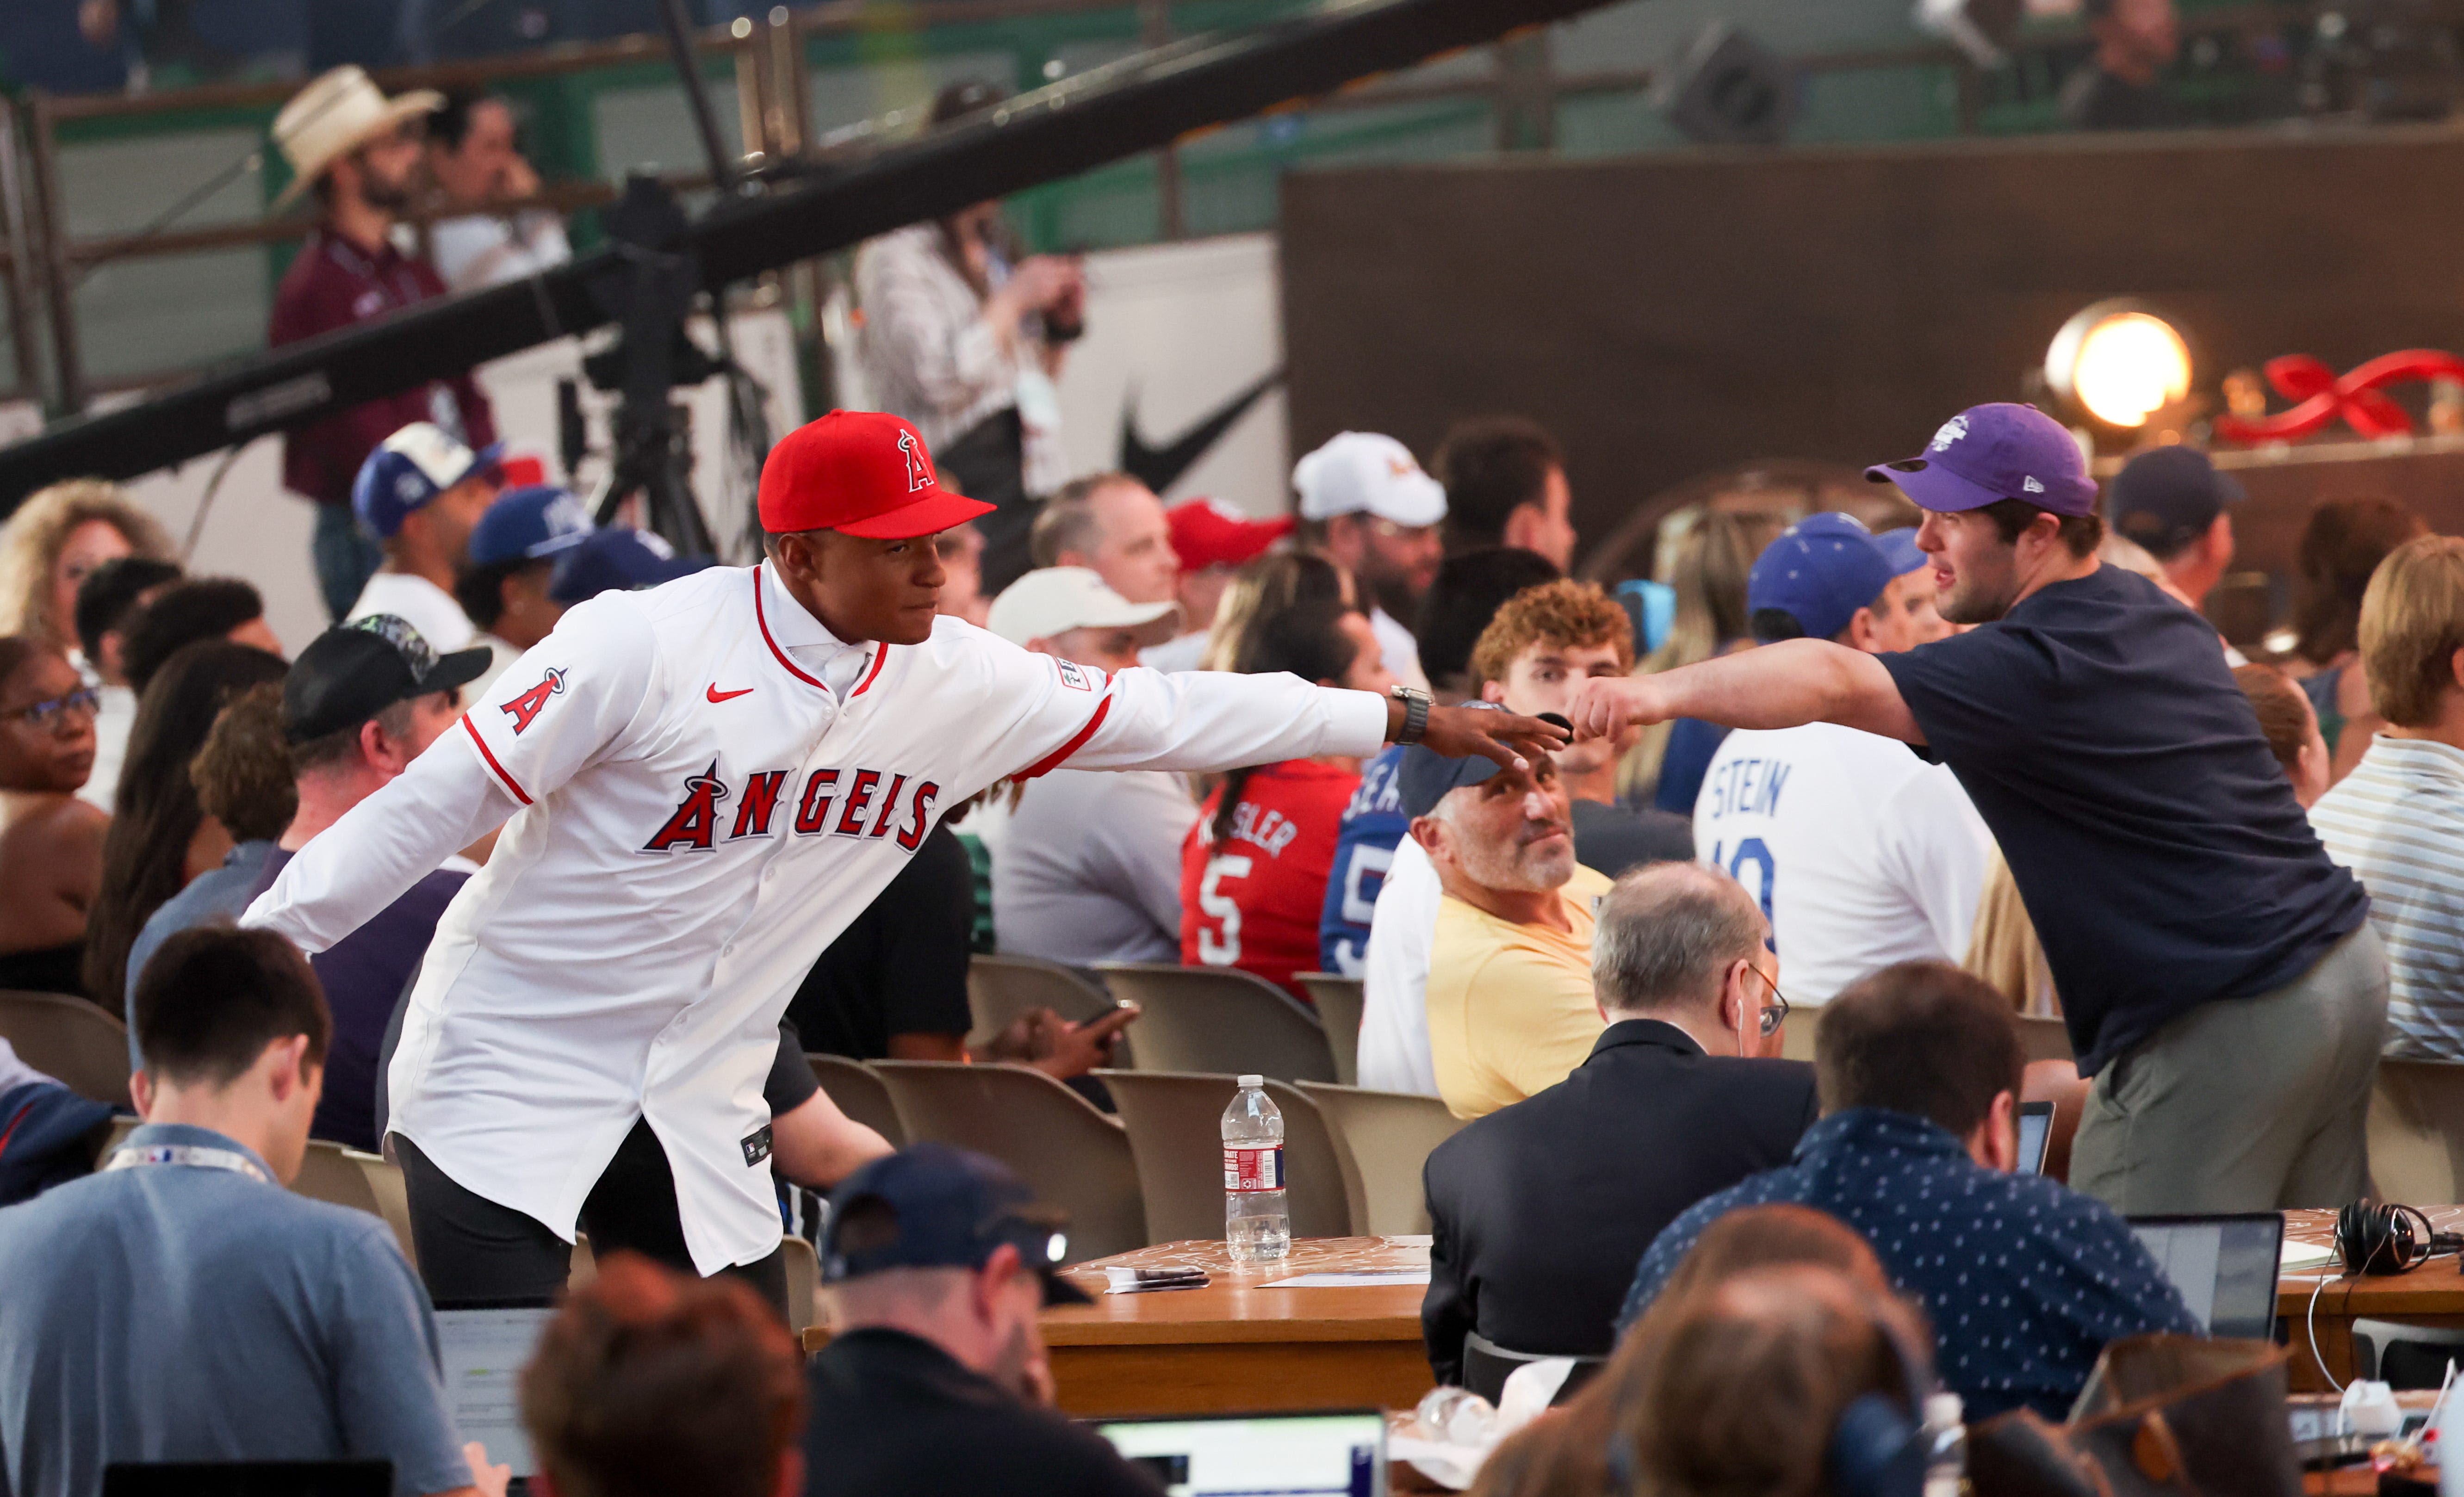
{"left": 1421, "top": 1019, "right": 1819, "bottom": 1383}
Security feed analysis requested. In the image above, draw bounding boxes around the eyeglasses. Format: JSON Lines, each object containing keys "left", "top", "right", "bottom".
{"left": 4, "top": 685, "right": 100, "bottom": 733}
{"left": 1745, "top": 963, "right": 1792, "bottom": 1039}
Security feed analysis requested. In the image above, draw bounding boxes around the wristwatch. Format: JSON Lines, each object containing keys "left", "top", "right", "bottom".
{"left": 1390, "top": 684, "right": 1433, "bottom": 746}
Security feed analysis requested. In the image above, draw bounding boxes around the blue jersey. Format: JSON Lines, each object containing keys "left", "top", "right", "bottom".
{"left": 1318, "top": 745, "right": 1409, "bottom": 976}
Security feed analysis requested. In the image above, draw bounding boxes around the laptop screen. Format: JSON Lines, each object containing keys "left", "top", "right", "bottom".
{"left": 434, "top": 1304, "right": 557, "bottom": 1477}
{"left": 2015, "top": 1102, "right": 2052, "bottom": 1176}
{"left": 2129, "top": 1214, "right": 2284, "bottom": 1340}
{"left": 1091, "top": 1411, "right": 1384, "bottom": 1497}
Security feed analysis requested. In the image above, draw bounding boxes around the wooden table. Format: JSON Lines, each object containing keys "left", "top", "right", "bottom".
{"left": 801, "top": 1237, "right": 1433, "bottom": 1418}
{"left": 2282, "top": 1207, "right": 2464, "bottom": 1393}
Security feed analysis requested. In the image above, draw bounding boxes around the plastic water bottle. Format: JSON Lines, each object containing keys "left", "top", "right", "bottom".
{"left": 1922, "top": 1392, "right": 1966, "bottom": 1497}
{"left": 1223, "top": 1074, "right": 1290, "bottom": 1264}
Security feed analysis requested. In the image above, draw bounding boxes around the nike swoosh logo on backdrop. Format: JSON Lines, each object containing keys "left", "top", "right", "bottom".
{"left": 1118, "top": 368, "right": 1286, "bottom": 495}
{"left": 707, "top": 684, "right": 754, "bottom": 703}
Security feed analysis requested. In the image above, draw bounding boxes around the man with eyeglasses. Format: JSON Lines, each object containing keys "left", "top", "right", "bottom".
{"left": 1401, "top": 713, "right": 1617, "bottom": 1121}
{"left": 1420, "top": 861, "right": 1816, "bottom": 1387}
{"left": 0, "top": 640, "right": 106, "bottom": 1000}
{"left": 1619, "top": 960, "right": 2199, "bottom": 1422}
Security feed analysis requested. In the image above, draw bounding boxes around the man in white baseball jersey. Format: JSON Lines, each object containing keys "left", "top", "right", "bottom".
{"left": 1694, "top": 514, "right": 1990, "bottom": 1008}
{"left": 246, "top": 409, "right": 1559, "bottom": 1299}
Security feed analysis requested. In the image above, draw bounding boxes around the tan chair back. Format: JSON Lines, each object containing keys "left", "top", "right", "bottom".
{"left": 2370, "top": 1059, "right": 2464, "bottom": 1203}
{"left": 807, "top": 1054, "right": 906, "bottom": 1147}
{"left": 1095, "top": 963, "right": 1334, "bottom": 1084}
{"left": 1097, "top": 1070, "right": 1351, "bottom": 1242}
{"left": 0, "top": 990, "right": 131, "bottom": 1106}
{"left": 1296, "top": 1082, "right": 1469, "bottom": 1236}
{"left": 2016, "top": 1015, "right": 2074, "bottom": 1065}
{"left": 1294, "top": 973, "right": 1364, "bottom": 1085}
{"left": 870, "top": 1060, "right": 1145, "bottom": 1262}
{"left": 292, "top": 1141, "right": 419, "bottom": 1266}
{"left": 780, "top": 1235, "right": 820, "bottom": 1336}
{"left": 968, "top": 950, "right": 1117, "bottom": 1029}
{"left": 1779, "top": 1013, "right": 1819, "bottom": 1062}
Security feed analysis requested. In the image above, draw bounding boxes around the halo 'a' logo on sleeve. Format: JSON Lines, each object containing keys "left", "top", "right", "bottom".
{"left": 1055, "top": 659, "right": 1099, "bottom": 693}
{"left": 897, "top": 431, "right": 933, "bottom": 492}
{"left": 501, "top": 667, "right": 567, "bottom": 735}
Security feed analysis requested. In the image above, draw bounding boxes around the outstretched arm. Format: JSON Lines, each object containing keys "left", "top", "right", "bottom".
{"left": 1565, "top": 640, "right": 1923, "bottom": 744}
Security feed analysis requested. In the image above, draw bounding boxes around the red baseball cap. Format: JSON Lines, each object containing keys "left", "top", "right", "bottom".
{"left": 1167, "top": 497, "right": 1294, "bottom": 572}
{"left": 758, "top": 410, "right": 994, "bottom": 540}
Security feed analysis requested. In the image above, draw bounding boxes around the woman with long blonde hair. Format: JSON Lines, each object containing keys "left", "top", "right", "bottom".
{"left": 1619, "top": 506, "right": 1790, "bottom": 808}
{"left": 0, "top": 480, "right": 175, "bottom": 662}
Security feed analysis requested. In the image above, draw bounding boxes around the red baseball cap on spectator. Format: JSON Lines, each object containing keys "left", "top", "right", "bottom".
{"left": 1167, "top": 497, "right": 1293, "bottom": 572}
{"left": 758, "top": 410, "right": 994, "bottom": 539}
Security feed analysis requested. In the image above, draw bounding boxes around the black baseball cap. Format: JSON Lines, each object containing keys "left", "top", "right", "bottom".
{"left": 283, "top": 614, "right": 492, "bottom": 744}
{"left": 1398, "top": 706, "right": 1569, "bottom": 818}
{"left": 821, "top": 1142, "right": 1092, "bottom": 1306}
{"left": 2109, "top": 446, "right": 2243, "bottom": 559}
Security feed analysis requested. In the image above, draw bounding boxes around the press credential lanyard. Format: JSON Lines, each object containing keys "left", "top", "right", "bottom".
{"left": 103, "top": 1143, "right": 270, "bottom": 1186}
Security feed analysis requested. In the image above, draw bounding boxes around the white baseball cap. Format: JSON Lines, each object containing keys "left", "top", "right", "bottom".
{"left": 1293, "top": 432, "right": 1448, "bottom": 527}
{"left": 987, "top": 567, "right": 1181, "bottom": 649}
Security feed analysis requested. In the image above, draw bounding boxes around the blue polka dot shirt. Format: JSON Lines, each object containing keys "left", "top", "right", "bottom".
{"left": 1615, "top": 1107, "right": 2202, "bottom": 1421}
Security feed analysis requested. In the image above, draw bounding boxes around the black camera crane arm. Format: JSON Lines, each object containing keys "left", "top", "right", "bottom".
{"left": 0, "top": 0, "right": 1619, "bottom": 512}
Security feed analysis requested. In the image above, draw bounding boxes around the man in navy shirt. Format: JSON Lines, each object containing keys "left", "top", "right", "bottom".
{"left": 1570, "top": 403, "right": 2379, "bottom": 1214}
{"left": 1619, "top": 961, "right": 2199, "bottom": 1421}
{"left": 0, "top": 925, "right": 492, "bottom": 1497}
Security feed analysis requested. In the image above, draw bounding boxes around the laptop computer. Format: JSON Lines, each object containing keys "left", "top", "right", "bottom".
{"left": 1090, "top": 1410, "right": 1385, "bottom": 1497}
{"left": 2015, "top": 1101, "right": 2054, "bottom": 1175}
{"left": 104, "top": 1462, "right": 390, "bottom": 1497}
{"left": 434, "top": 1299, "right": 559, "bottom": 1486}
{"left": 2128, "top": 1213, "right": 2285, "bottom": 1340}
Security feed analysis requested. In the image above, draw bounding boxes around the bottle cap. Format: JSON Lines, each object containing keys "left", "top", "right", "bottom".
{"left": 1925, "top": 1392, "right": 1963, "bottom": 1427}
{"left": 1237, "top": 1074, "right": 1265, "bottom": 1089}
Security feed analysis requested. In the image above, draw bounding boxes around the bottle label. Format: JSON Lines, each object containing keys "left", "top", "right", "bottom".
{"left": 1223, "top": 1145, "right": 1285, "bottom": 1192}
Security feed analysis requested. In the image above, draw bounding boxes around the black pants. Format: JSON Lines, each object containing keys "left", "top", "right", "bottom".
{"left": 395, "top": 1123, "right": 787, "bottom": 1318}
{"left": 936, "top": 407, "right": 1038, "bottom": 597}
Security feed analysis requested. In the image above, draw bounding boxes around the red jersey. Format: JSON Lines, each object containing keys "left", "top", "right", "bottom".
{"left": 1180, "top": 759, "right": 1359, "bottom": 1001}
{"left": 268, "top": 227, "right": 497, "bottom": 507}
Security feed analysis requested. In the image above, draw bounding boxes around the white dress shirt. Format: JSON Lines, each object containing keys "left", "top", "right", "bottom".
{"left": 1370, "top": 606, "right": 1430, "bottom": 692}
{"left": 246, "top": 562, "right": 1384, "bottom": 1272}
{"left": 1355, "top": 833, "right": 1442, "bottom": 1096}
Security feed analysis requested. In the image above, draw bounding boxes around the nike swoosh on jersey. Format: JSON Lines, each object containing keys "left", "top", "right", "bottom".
{"left": 706, "top": 684, "right": 754, "bottom": 703}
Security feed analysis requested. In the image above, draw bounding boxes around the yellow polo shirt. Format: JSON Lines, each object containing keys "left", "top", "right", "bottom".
{"left": 1425, "top": 864, "right": 1614, "bottom": 1120}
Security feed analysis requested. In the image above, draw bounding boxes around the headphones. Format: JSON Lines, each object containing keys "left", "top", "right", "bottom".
{"left": 1602, "top": 1297, "right": 1936, "bottom": 1497}
{"left": 2336, "top": 1199, "right": 2463, "bottom": 1275}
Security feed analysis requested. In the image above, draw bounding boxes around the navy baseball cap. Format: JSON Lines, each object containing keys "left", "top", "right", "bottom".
{"left": 284, "top": 614, "right": 492, "bottom": 744}
{"left": 1398, "top": 705, "right": 1570, "bottom": 817}
{"left": 1874, "top": 527, "right": 1927, "bottom": 577}
{"left": 352, "top": 422, "right": 503, "bottom": 540}
{"left": 1864, "top": 403, "right": 2098, "bottom": 518}
{"left": 468, "top": 485, "right": 594, "bottom": 569}
{"left": 2109, "top": 446, "right": 2244, "bottom": 558}
{"left": 821, "top": 1143, "right": 1092, "bottom": 1306}
{"left": 548, "top": 526, "right": 715, "bottom": 604}
{"left": 1748, "top": 513, "right": 1894, "bottom": 643}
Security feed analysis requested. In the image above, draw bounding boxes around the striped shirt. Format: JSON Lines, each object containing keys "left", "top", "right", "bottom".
{"left": 2311, "top": 735, "right": 2464, "bottom": 1058}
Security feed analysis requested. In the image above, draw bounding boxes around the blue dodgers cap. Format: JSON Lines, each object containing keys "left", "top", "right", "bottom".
{"left": 548, "top": 526, "right": 716, "bottom": 604}
{"left": 352, "top": 421, "right": 503, "bottom": 539}
{"left": 2108, "top": 445, "right": 2244, "bottom": 558}
{"left": 1874, "top": 527, "right": 1927, "bottom": 578}
{"left": 1864, "top": 403, "right": 2098, "bottom": 518}
{"left": 468, "top": 485, "right": 594, "bottom": 568}
{"left": 1748, "top": 513, "right": 1895, "bottom": 643}
{"left": 1398, "top": 704, "right": 1571, "bottom": 817}
{"left": 821, "top": 1143, "right": 1092, "bottom": 1306}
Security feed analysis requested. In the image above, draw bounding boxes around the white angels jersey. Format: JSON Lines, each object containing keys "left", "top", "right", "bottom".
{"left": 246, "top": 561, "right": 1384, "bottom": 1272}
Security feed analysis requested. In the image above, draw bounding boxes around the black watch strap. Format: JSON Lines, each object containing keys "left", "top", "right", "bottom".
{"left": 1391, "top": 685, "right": 1432, "bottom": 746}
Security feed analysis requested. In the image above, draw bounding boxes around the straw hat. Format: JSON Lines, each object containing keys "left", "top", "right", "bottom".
{"left": 270, "top": 66, "right": 442, "bottom": 211}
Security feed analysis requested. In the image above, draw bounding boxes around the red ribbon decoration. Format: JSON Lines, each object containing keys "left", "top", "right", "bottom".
{"left": 2214, "top": 349, "right": 2464, "bottom": 443}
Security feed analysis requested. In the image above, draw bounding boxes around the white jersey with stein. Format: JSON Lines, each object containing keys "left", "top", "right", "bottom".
{"left": 245, "top": 560, "right": 1384, "bottom": 1273}
{"left": 1693, "top": 721, "right": 1993, "bottom": 1008}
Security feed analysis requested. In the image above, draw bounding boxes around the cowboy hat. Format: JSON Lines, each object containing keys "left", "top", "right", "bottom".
{"left": 270, "top": 66, "right": 442, "bottom": 213}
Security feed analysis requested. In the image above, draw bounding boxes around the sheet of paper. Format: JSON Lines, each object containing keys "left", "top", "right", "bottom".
{"left": 1265, "top": 1269, "right": 1433, "bottom": 1288}
{"left": 2281, "top": 1238, "right": 2337, "bottom": 1270}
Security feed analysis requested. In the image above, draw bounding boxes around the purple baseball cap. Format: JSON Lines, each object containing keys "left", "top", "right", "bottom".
{"left": 1864, "top": 403, "right": 2098, "bottom": 518}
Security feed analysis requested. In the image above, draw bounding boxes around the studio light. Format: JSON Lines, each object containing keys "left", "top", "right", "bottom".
{"left": 2045, "top": 301, "right": 2192, "bottom": 429}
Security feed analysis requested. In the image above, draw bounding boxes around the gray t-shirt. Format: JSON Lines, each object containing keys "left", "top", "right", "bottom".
{"left": 0, "top": 1122, "right": 467, "bottom": 1497}
{"left": 992, "top": 768, "right": 1193, "bottom": 967}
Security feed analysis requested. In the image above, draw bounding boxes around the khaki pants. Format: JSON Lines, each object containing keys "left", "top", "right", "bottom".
{"left": 2070, "top": 923, "right": 2387, "bottom": 1214}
